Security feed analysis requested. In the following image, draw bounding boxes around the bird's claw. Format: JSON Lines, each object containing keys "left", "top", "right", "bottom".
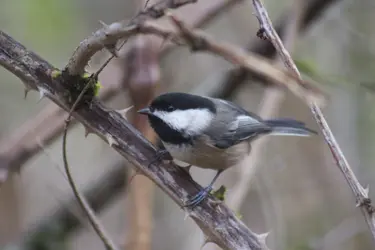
{"left": 184, "top": 186, "right": 212, "bottom": 208}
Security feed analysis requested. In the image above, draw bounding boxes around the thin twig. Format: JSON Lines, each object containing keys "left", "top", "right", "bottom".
{"left": 61, "top": 56, "right": 121, "bottom": 250}
{"left": 251, "top": 0, "right": 375, "bottom": 242}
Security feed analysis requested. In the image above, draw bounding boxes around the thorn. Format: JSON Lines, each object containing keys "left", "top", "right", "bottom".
{"left": 24, "top": 87, "right": 31, "bottom": 99}
{"left": 200, "top": 236, "right": 214, "bottom": 250}
{"left": 257, "top": 232, "right": 270, "bottom": 247}
{"left": 99, "top": 20, "right": 109, "bottom": 28}
{"left": 128, "top": 170, "right": 140, "bottom": 183}
{"left": 83, "top": 125, "right": 94, "bottom": 137}
{"left": 183, "top": 210, "right": 190, "bottom": 220}
{"left": 185, "top": 164, "right": 192, "bottom": 173}
{"left": 356, "top": 201, "right": 361, "bottom": 208}
{"left": 37, "top": 87, "right": 48, "bottom": 103}
{"left": 105, "top": 133, "right": 118, "bottom": 147}
{"left": 115, "top": 105, "right": 134, "bottom": 119}
{"left": 364, "top": 184, "right": 370, "bottom": 197}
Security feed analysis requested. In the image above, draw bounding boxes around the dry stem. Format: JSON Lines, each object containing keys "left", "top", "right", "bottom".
{"left": 251, "top": 0, "right": 375, "bottom": 242}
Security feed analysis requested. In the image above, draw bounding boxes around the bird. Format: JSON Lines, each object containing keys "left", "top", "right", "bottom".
{"left": 138, "top": 92, "right": 316, "bottom": 207}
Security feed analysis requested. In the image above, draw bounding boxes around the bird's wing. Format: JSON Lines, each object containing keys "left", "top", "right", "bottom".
{"left": 207, "top": 98, "right": 272, "bottom": 149}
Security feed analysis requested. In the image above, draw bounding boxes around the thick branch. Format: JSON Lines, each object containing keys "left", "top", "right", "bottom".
{"left": 0, "top": 31, "right": 267, "bottom": 250}
{"left": 251, "top": 0, "right": 375, "bottom": 242}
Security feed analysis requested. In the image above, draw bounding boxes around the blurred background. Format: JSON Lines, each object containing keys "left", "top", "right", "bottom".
{"left": 1, "top": 0, "right": 375, "bottom": 249}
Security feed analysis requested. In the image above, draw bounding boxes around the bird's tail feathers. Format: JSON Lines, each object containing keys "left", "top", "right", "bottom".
{"left": 264, "top": 118, "right": 317, "bottom": 137}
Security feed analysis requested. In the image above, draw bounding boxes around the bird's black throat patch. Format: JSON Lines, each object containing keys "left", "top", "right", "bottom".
{"left": 148, "top": 115, "right": 193, "bottom": 145}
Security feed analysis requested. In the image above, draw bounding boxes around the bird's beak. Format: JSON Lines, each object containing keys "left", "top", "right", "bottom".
{"left": 137, "top": 107, "right": 152, "bottom": 115}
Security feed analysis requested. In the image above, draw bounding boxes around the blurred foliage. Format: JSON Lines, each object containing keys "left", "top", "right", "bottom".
{"left": 1, "top": 0, "right": 82, "bottom": 58}
{"left": 294, "top": 58, "right": 320, "bottom": 79}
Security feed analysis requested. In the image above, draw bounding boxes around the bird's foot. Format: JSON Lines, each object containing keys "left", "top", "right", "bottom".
{"left": 184, "top": 186, "right": 212, "bottom": 208}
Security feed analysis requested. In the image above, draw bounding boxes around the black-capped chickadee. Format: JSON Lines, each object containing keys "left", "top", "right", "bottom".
{"left": 138, "top": 92, "right": 316, "bottom": 207}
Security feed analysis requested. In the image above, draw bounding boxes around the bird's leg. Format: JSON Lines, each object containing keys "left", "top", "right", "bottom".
{"left": 184, "top": 169, "right": 223, "bottom": 208}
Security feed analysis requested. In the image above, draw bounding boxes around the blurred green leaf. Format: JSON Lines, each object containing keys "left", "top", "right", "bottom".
{"left": 2, "top": 0, "right": 81, "bottom": 57}
{"left": 23, "top": 0, "right": 77, "bottom": 44}
{"left": 294, "top": 58, "right": 320, "bottom": 78}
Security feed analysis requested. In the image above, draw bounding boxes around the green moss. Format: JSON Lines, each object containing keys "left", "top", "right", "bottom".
{"left": 211, "top": 185, "right": 226, "bottom": 201}
{"left": 235, "top": 211, "right": 243, "bottom": 220}
{"left": 51, "top": 70, "right": 61, "bottom": 78}
{"left": 93, "top": 81, "right": 102, "bottom": 96}
{"left": 52, "top": 69, "right": 99, "bottom": 106}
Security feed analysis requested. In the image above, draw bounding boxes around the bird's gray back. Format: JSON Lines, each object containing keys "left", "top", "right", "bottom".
{"left": 204, "top": 97, "right": 271, "bottom": 149}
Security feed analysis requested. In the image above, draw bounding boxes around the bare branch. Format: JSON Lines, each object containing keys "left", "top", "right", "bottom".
{"left": 0, "top": 30, "right": 268, "bottom": 250}
{"left": 251, "top": 0, "right": 375, "bottom": 242}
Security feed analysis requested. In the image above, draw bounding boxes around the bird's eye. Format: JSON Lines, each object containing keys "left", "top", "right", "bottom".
{"left": 167, "top": 105, "right": 175, "bottom": 112}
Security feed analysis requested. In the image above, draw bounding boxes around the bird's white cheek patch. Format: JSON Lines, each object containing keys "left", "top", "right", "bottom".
{"left": 154, "top": 109, "right": 213, "bottom": 136}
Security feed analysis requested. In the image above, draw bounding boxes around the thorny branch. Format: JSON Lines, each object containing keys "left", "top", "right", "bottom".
{"left": 251, "top": 0, "right": 375, "bottom": 242}
{"left": 0, "top": 30, "right": 268, "bottom": 250}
